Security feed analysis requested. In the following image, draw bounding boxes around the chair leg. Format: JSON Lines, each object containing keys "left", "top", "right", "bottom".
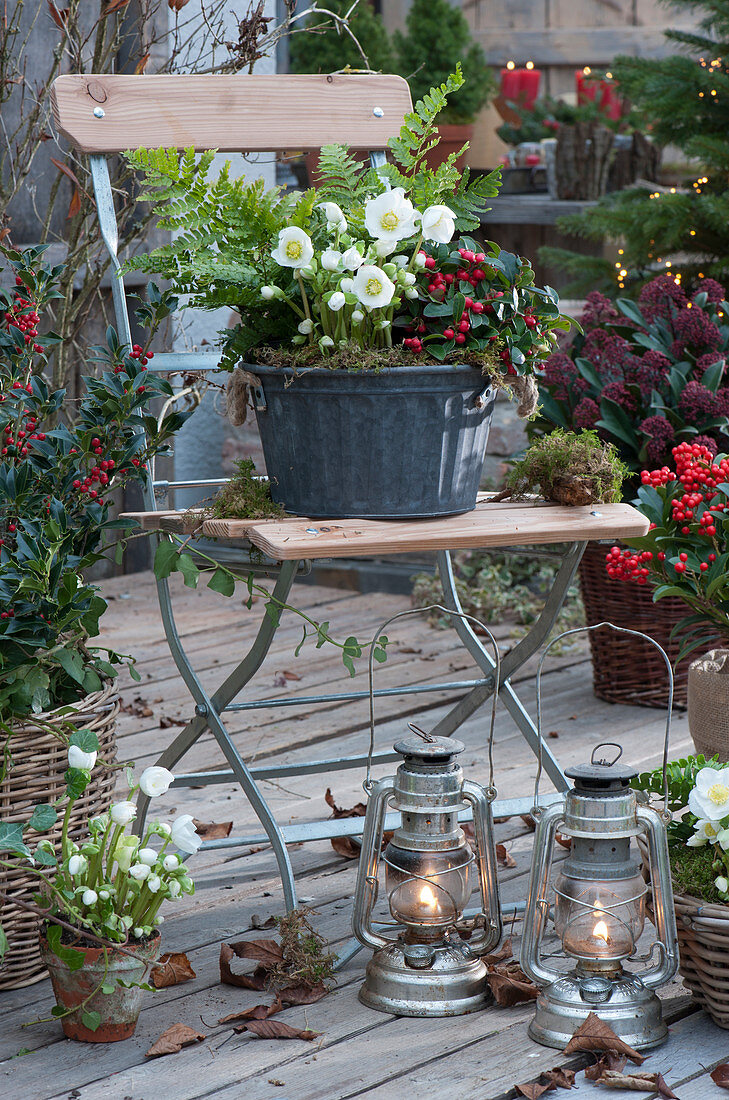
{"left": 134, "top": 557, "right": 300, "bottom": 911}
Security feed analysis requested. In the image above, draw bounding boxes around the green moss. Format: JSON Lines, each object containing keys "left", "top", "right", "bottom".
{"left": 203, "top": 459, "right": 284, "bottom": 520}
{"left": 507, "top": 429, "right": 627, "bottom": 506}
{"left": 670, "top": 843, "right": 723, "bottom": 903}
{"left": 253, "top": 343, "right": 499, "bottom": 376}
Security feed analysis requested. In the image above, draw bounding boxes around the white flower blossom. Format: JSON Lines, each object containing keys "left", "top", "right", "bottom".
{"left": 317, "top": 201, "right": 347, "bottom": 232}
{"left": 320, "top": 336, "right": 335, "bottom": 348}
{"left": 82, "top": 889, "right": 98, "bottom": 906}
{"left": 414, "top": 252, "right": 427, "bottom": 269}
{"left": 328, "top": 291, "right": 346, "bottom": 312}
{"left": 271, "top": 227, "right": 314, "bottom": 269}
{"left": 717, "top": 875, "right": 729, "bottom": 893}
{"left": 138, "top": 847, "right": 158, "bottom": 867}
{"left": 689, "top": 767, "right": 729, "bottom": 823}
{"left": 138, "top": 766, "right": 175, "bottom": 799}
{"left": 687, "top": 819, "right": 722, "bottom": 846}
{"left": 364, "top": 188, "right": 419, "bottom": 244}
{"left": 298, "top": 319, "right": 314, "bottom": 335}
{"left": 68, "top": 854, "right": 87, "bottom": 877}
{"left": 342, "top": 247, "right": 364, "bottom": 271}
{"left": 168, "top": 880, "right": 182, "bottom": 898}
{"left": 261, "top": 285, "right": 276, "bottom": 300}
{"left": 339, "top": 277, "right": 354, "bottom": 293}
{"left": 352, "top": 265, "right": 396, "bottom": 309}
{"left": 129, "top": 863, "right": 150, "bottom": 882}
{"left": 374, "top": 239, "right": 397, "bottom": 258}
{"left": 421, "top": 204, "right": 456, "bottom": 244}
{"left": 163, "top": 854, "right": 180, "bottom": 871}
{"left": 110, "top": 801, "right": 136, "bottom": 826}
{"left": 400, "top": 271, "right": 417, "bottom": 286}
{"left": 170, "top": 814, "right": 202, "bottom": 855}
{"left": 320, "top": 249, "right": 342, "bottom": 272}
{"left": 147, "top": 874, "right": 162, "bottom": 894}
{"left": 156, "top": 823, "right": 171, "bottom": 837}
{"left": 68, "top": 745, "right": 97, "bottom": 771}
{"left": 405, "top": 287, "right": 419, "bottom": 300}
{"left": 393, "top": 254, "right": 409, "bottom": 269}
{"left": 351, "top": 309, "right": 365, "bottom": 323}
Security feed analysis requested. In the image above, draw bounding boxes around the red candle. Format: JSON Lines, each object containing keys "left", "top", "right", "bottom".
{"left": 500, "top": 64, "right": 542, "bottom": 108}
{"left": 500, "top": 66, "right": 522, "bottom": 101}
{"left": 576, "top": 68, "right": 624, "bottom": 120}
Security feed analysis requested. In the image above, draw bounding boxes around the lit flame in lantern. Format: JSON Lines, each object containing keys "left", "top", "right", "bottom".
{"left": 593, "top": 919, "right": 609, "bottom": 943}
{"left": 419, "top": 883, "right": 438, "bottom": 910}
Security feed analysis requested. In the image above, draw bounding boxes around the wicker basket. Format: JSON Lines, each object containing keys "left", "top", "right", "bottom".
{"left": 579, "top": 541, "right": 693, "bottom": 709}
{"left": 0, "top": 682, "right": 119, "bottom": 990}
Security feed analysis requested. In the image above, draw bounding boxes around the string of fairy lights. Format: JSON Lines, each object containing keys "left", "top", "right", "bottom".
{"left": 613, "top": 56, "right": 724, "bottom": 292}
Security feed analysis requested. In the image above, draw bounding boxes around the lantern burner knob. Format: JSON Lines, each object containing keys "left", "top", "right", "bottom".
{"left": 402, "top": 944, "right": 436, "bottom": 969}
{"left": 578, "top": 975, "right": 613, "bottom": 1004}
{"left": 393, "top": 728, "right": 465, "bottom": 766}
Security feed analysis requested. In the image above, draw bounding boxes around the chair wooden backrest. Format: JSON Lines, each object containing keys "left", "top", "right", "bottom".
{"left": 50, "top": 73, "right": 412, "bottom": 506}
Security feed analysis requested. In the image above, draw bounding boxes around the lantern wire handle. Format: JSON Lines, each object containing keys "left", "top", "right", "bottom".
{"left": 364, "top": 604, "right": 502, "bottom": 798}
{"left": 533, "top": 621, "right": 673, "bottom": 817}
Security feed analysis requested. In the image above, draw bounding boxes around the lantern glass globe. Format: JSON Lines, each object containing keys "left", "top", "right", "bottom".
{"left": 554, "top": 869, "right": 646, "bottom": 963}
{"left": 384, "top": 841, "right": 472, "bottom": 929}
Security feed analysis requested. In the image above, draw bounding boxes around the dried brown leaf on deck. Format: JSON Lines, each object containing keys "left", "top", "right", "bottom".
{"left": 121, "top": 695, "right": 153, "bottom": 718}
{"left": 229, "top": 938, "right": 284, "bottom": 967}
{"left": 145, "top": 1023, "right": 206, "bottom": 1058}
{"left": 159, "top": 714, "right": 187, "bottom": 728}
{"left": 192, "top": 818, "right": 233, "bottom": 840}
{"left": 515, "top": 1081, "right": 555, "bottom": 1099}
{"left": 242, "top": 1019, "right": 320, "bottom": 1041}
{"left": 545, "top": 1067, "right": 576, "bottom": 1088}
{"left": 712, "top": 1064, "right": 729, "bottom": 1089}
{"left": 496, "top": 842, "right": 517, "bottom": 869}
{"left": 482, "top": 936, "right": 514, "bottom": 967}
{"left": 219, "top": 942, "right": 269, "bottom": 990}
{"left": 520, "top": 814, "right": 537, "bottom": 831}
{"left": 276, "top": 981, "right": 328, "bottom": 1006}
{"left": 591, "top": 1070, "right": 678, "bottom": 1096}
{"left": 486, "top": 961, "right": 539, "bottom": 1006}
{"left": 324, "top": 789, "right": 367, "bottom": 818}
{"left": 584, "top": 1052, "right": 628, "bottom": 1080}
{"left": 151, "top": 951, "right": 196, "bottom": 988}
{"left": 563, "top": 1013, "right": 644, "bottom": 1064}
{"left": 247, "top": 914, "right": 276, "bottom": 931}
{"left": 219, "top": 1003, "right": 276, "bottom": 1025}
{"left": 330, "top": 835, "right": 361, "bottom": 860}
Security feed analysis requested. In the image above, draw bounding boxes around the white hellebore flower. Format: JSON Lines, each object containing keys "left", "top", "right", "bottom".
{"left": 405, "top": 287, "right": 419, "bottom": 300}
{"left": 421, "top": 204, "right": 456, "bottom": 244}
{"left": 400, "top": 271, "right": 417, "bottom": 286}
{"left": 364, "top": 188, "right": 419, "bottom": 244}
{"left": 320, "top": 336, "right": 335, "bottom": 348}
{"left": 687, "top": 819, "right": 722, "bottom": 846}
{"left": 374, "top": 239, "right": 397, "bottom": 259}
{"left": 320, "top": 249, "right": 342, "bottom": 272}
{"left": 168, "top": 880, "right": 182, "bottom": 898}
{"left": 689, "top": 767, "right": 729, "bottom": 823}
{"left": 68, "top": 745, "right": 97, "bottom": 771}
{"left": 138, "top": 847, "right": 158, "bottom": 867}
{"left": 82, "top": 889, "right": 98, "bottom": 906}
{"left": 317, "top": 201, "right": 347, "bottom": 233}
{"left": 298, "top": 319, "right": 314, "bottom": 335}
{"left": 129, "top": 863, "right": 150, "bottom": 882}
{"left": 261, "top": 285, "right": 276, "bottom": 300}
{"left": 353, "top": 265, "right": 396, "bottom": 310}
{"left": 351, "top": 309, "right": 365, "bottom": 323}
{"left": 163, "top": 854, "right": 180, "bottom": 872}
{"left": 68, "top": 854, "right": 87, "bottom": 877}
{"left": 717, "top": 875, "right": 729, "bottom": 893}
{"left": 110, "top": 801, "right": 136, "bottom": 826}
{"left": 271, "top": 227, "right": 314, "bottom": 269}
{"left": 342, "top": 247, "right": 363, "bottom": 271}
{"left": 147, "top": 874, "right": 162, "bottom": 894}
{"left": 328, "top": 291, "right": 346, "bottom": 312}
{"left": 719, "top": 828, "right": 729, "bottom": 851}
{"left": 171, "top": 814, "right": 202, "bottom": 855}
{"left": 340, "top": 277, "right": 354, "bottom": 294}
{"left": 138, "top": 766, "right": 175, "bottom": 798}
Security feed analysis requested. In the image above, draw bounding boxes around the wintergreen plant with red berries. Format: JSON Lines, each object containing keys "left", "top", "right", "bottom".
{"left": 606, "top": 440, "right": 729, "bottom": 659}
{"left": 397, "top": 236, "right": 570, "bottom": 378}
{"left": 0, "top": 247, "right": 189, "bottom": 723}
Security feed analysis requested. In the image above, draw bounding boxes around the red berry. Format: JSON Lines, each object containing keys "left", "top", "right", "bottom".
{"left": 443, "top": 328, "right": 455, "bottom": 340}
{"left": 454, "top": 333, "right": 466, "bottom": 345}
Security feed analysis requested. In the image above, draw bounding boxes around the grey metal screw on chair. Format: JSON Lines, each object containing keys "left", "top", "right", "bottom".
{"left": 50, "top": 72, "right": 650, "bottom": 913}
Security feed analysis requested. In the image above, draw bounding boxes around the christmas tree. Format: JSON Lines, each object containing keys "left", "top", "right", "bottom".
{"left": 289, "top": 0, "right": 395, "bottom": 76}
{"left": 546, "top": 0, "right": 729, "bottom": 295}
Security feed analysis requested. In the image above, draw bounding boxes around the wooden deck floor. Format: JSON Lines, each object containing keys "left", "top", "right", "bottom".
{"left": 2, "top": 569, "right": 728, "bottom": 1099}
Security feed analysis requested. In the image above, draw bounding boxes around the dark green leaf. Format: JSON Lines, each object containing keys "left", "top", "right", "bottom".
{"left": 28, "top": 804, "right": 57, "bottom": 832}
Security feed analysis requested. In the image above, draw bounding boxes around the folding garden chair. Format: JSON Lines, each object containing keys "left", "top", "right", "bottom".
{"left": 50, "top": 73, "right": 650, "bottom": 915}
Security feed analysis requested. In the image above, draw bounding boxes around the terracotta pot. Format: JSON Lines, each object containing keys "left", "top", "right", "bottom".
{"left": 688, "top": 649, "right": 729, "bottom": 761}
{"left": 423, "top": 124, "right": 473, "bottom": 172}
{"left": 40, "top": 930, "right": 160, "bottom": 1042}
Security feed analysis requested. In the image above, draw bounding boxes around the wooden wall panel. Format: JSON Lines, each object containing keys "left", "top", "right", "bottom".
{"left": 551, "top": 0, "right": 634, "bottom": 29}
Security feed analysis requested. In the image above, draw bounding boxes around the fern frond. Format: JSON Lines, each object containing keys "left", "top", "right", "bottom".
{"left": 388, "top": 66, "right": 465, "bottom": 180}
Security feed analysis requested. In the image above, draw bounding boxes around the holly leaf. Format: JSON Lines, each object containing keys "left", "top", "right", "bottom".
{"left": 151, "top": 951, "right": 196, "bottom": 989}
{"left": 145, "top": 1023, "right": 206, "bottom": 1058}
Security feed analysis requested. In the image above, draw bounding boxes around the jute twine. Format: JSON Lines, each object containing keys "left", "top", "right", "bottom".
{"left": 688, "top": 649, "right": 729, "bottom": 762}
{"left": 225, "top": 369, "right": 261, "bottom": 427}
{"left": 0, "top": 683, "right": 119, "bottom": 989}
{"left": 509, "top": 374, "right": 539, "bottom": 419}
{"left": 640, "top": 840, "right": 729, "bottom": 1029}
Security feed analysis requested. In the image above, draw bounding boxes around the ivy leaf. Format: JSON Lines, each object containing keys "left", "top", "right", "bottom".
{"left": 176, "top": 552, "right": 199, "bottom": 590}
{"left": 45, "top": 923, "right": 85, "bottom": 971}
{"left": 0, "top": 927, "right": 8, "bottom": 961}
{"left": 207, "top": 568, "right": 235, "bottom": 597}
{"left": 0, "top": 823, "right": 30, "bottom": 857}
{"left": 28, "top": 804, "right": 58, "bottom": 832}
{"left": 65, "top": 767, "right": 90, "bottom": 800}
{"left": 81, "top": 1010, "right": 102, "bottom": 1032}
{"left": 69, "top": 729, "right": 100, "bottom": 754}
{"left": 153, "top": 539, "right": 179, "bottom": 579}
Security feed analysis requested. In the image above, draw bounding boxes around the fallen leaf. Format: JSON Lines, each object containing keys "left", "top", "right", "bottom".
{"left": 229, "top": 938, "right": 283, "bottom": 968}
{"left": 219, "top": 1003, "right": 276, "bottom": 1024}
{"left": 247, "top": 914, "right": 276, "bottom": 931}
{"left": 282, "top": 669, "right": 301, "bottom": 681}
{"left": 515, "top": 1082, "right": 555, "bottom": 1099}
{"left": 545, "top": 1067, "right": 576, "bottom": 1088}
{"left": 268, "top": 1082, "right": 285, "bottom": 1088}
{"left": 486, "top": 962, "right": 539, "bottom": 1006}
{"left": 159, "top": 714, "right": 186, "bottom": 728}
{"left": 135, "top": 51, "right": 150, "bottom": 74}
{"left": 273, "top": 672, "right": 288, "bottom": 687}
{"left": 563, "top": 1013, "right": 644, "bottom": 1065}
{"left": 520, "top": 814, "right": 537, "bottom": 831}
{"left": 325, "top": 789, "right": 367, "bottom": 818}
{"left": 145, "top": 1023, "right": 206, "bottom": 1058}
{"left": 548, "top": 730, "right": 560, "bottom": 739}
{"left": 121, "top": 695, "right": 153, "bottom": 718}
{"left": 219, "top": 943, "right": 269, "bottom": 989}
{"left": 397, "top": 645, "right": 422, "bottom": 654}
{"left": 482, "top": 937, "right": 513, "bottom": 967}
{"left": 276, "top": 982, "right": 327, "bottom": 1006}
{"left": 192, "top": 818, "right": 233, "bottom": 840}
{"left": 151, "top": 951, "right": 196, "bottom": 988}
{"left": 712, "top": 1064, "right": 729, "bottom": 1089}
{"left": 496, "top": 842, "right": 517, "bottom": 869}
{"left": 584, "top": 1052, "right": 628, "bottom": 1080}
{"left": 555, "top": 832, "right": 572, "bottom": 850}
{"left": 242, "top": 1019, "right": 319, "bottom": 1041}
{"left": 592, "top": 1070, "right": 678, "bottom": 1096}
{"left": 330, "top": 835, "right": 361, "bottom": 860}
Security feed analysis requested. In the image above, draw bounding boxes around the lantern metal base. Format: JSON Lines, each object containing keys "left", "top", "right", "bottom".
{"left": 359, "top": 941, "right": 489, "bottom": 1017}
{"left": 528, "top": 972, "right": 668, "bottom": 1051}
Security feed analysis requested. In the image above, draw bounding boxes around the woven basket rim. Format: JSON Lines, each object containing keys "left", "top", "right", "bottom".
{"left": 5, "top": 680, "right": 117, "bottom": 732}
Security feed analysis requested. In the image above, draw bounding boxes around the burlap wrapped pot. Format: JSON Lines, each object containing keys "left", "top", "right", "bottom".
{"left": 688, "top": 649, "right": 729, "bottom": 762}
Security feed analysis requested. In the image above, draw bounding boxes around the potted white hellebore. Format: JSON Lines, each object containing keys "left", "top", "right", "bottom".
{"left": 0, "top": 732, "right": 198, "bottom": 1042}
{"left": 126, "top": 69, "right": 569, "bottom": 518}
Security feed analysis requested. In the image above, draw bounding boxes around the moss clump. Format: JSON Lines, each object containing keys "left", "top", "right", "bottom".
{"left": 270, "top": 907, "right": 336, "bottom": 989}
{"left": 252, "top": 343, "right": 499, "bottom": 377}
{"left": 203, "top": 458, "right": 284, "bottom": 520}
{"left": 670, "top": 843, "right": 723, "bottom": 903}
{"left": 507, "top": 430, "right": 627, "bottom": 506}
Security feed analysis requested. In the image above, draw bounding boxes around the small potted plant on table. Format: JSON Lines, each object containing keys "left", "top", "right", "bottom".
{"left": 0, "top": 247, "right": 188, "bottom": 988}
{"left": 126, "top": 70, "right": 569, "bottom": 520}
{"left": 536, "top": 277, "right": 729, "bottom": 707}
{"left": 1, "top": 749, "right": 197, "bottom": 1041}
